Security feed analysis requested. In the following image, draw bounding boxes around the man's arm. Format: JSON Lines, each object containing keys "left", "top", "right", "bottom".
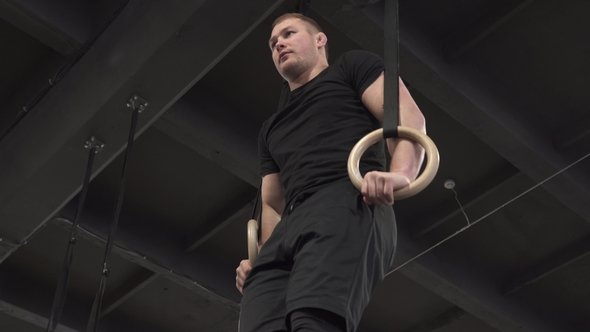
{"left": 259, "top": 173, "right": 285, "bottom": 247}
{"left": 236, "top": 173, "right": 284, "bottom": 294}
{"left": 360, "top": 72, "right": 426, "bottom": 205}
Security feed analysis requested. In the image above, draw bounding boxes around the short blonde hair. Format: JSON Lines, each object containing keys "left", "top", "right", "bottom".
{"left": 272, "top": 13, "right": 329, "bottom": 59}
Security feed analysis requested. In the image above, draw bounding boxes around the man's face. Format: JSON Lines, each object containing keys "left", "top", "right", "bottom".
{"left": 269, "top": 18, "right": 320, "bottom": 80}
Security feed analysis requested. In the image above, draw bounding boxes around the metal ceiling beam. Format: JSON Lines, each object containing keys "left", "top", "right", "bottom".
{"left": 0, "top": 0, "right": 285, "bottom": 264}
{"left": 154, "top": 98, "right": 259, "bottom": 187}
{"left": 153, "top": 97, "right": 260, "bottom": 253}
{"left": 394, "top": 230, "right": 564, "bottom": 332}
{"left": 0, "top": 0, "right": 87, "bottom": 55}
{"left": 0, "top": 265, "right": 167, "bottom": 332}
{"left": 552, "top": 110, "right": 590, "bottom": 151}
{"left": 51, "top": 216, "right": 240, "bottom": 312}
{"left": 0, "top": 300, "right": 79, "bottom": 332}
{"left": 100, "top": 270, "right": 160, "bottom": 318}
{"left": 403, "top": 306, "right": 467, "bottom": 332}
{"left": 502, "top": 234, "right": 590, "bottom": 296}
{"left": 184, "top": 201, "right": 254, "bottom": 253}
{"left": 0, "top": 264, "right": 90, "bottom": 331}
{"left": 442, "top": 0, "right": 534, "bottom": 62}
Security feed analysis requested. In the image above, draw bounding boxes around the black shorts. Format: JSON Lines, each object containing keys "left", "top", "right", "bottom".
{"left": 240, "top": 180, "right": 397, "bottom": 332}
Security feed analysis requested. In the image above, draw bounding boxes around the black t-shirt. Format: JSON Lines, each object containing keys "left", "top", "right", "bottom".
{"left": 259, "top": 50, "right": 386, "bottom": 205}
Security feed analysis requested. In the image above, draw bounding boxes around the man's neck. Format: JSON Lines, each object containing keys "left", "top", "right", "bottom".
{"left": 288, "top": 62, "right": 329, "bottom": 91}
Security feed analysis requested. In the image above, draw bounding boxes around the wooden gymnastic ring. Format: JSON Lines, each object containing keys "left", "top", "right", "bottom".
{"left": 247, "top": 219, "right": 259, "bottom": 265}
{"left": 347, "top": 126, "right": 440, "bottom": 200}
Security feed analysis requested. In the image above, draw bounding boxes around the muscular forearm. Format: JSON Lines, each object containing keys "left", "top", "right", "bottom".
{"left": 360, "top": 75, "right": 427, "bottom": 205}
{"left": 361, "top": 132, "right": 424, "bottom": 206}
{"left": 387, "top": 137, "right": 424, "bottom": 184}
{"left": 361, "top": 75, "right": 426, "bottom": 183}
{"left": 387, "top": 86, "right": 426, "bottom": 183}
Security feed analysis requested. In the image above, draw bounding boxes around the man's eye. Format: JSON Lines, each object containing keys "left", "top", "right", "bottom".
{"left": 286, "top": 31, "right": 294, "bottom": 36}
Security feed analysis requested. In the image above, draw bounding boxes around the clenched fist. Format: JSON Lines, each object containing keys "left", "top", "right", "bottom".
{"left": 235, "top": 259, "right": 252, "bottom": 294}
{"left": 361, "top": 171, "right": 411, "bottom": 206}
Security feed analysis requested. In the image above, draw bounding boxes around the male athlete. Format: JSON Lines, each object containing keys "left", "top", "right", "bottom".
{"left": 236, "top": 13, "right": 426, "bottom": 332}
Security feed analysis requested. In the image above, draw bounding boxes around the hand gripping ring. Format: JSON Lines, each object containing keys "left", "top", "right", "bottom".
{"left": 247, "top": 219, "right": 259, "bottom": 265}
{"left": 347, "top": 126, "right": 440, "bottom": 200}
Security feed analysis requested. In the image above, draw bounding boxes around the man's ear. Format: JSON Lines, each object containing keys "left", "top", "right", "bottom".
{"left": 316, "top": 32, "right": 327, "bottom": 48}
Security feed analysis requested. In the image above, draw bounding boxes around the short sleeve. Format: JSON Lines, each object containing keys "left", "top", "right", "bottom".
{"left": 339, "top": 50, "right": 384, "bottom": 97}
{"left": 258, "top": 121, "right": 280, "bottom": 177}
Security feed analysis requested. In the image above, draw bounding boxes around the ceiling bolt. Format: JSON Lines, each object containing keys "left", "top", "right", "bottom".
{"left": 444, "top": 179, "right": 455, "bottom": 190}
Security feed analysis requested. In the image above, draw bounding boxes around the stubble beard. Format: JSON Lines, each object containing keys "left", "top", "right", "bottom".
{"left": 278, "top": 56, "right": 306, "bottom": 82}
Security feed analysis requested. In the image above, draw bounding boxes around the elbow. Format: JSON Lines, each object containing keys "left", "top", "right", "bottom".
{"left": 400, "top": 102, "right": 426, "bottom": 134}
{"left": 411, "top": 105, "right": 427, "bottom": 134}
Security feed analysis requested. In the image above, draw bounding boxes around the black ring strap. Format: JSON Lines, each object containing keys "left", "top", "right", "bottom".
{"left": 383, "top": 0, "right": 400, "bottom": 139}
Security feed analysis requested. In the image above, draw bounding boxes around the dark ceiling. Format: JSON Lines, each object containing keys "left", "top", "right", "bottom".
{"left": 1, "top": 0, "right": 589, "bottom": 331}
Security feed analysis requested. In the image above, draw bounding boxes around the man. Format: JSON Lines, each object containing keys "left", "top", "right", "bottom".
{"left": 236, "top": 13, "right": 425, "bottom": 332}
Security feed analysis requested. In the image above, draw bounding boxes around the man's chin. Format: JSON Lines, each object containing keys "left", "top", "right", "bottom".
{"left": 279, "top": 63, "right": 299, "bottom": 80}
